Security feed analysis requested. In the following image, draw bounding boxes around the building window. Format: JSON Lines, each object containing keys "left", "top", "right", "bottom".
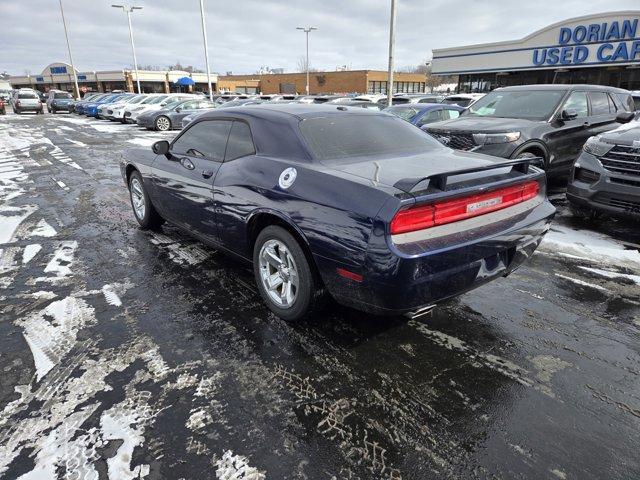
{"left": 368, "top": 81, "right": 388, "bottom": 94}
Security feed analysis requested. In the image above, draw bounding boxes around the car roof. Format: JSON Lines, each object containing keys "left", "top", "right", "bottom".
{"left": 387, "top": 102, "right": 449, "bottom": 110}
{"left": 494, "top": 84, "right": 629, "bottom": 93}
{"left": 198, "top": 102, "right": 383, "bottom": 121}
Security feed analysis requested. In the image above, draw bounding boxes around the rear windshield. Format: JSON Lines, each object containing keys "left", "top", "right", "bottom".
{"left": 442, "top": 97, "right": 473, "bottom": 107}
{"left": 54, "top": 92, "right": 72, "bottom": 99}
{"left": 18, "top": 92, "right": 38, "bottom": 99}
{"left": 299, "top": 115, "right": 442, "bottom": 160}
{"left": 466, "top": 90, "right": 564, "bottom": 120}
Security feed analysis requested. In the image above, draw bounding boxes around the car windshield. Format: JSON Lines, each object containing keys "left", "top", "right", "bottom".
{"left": 54, "top": 92, "right": 72, "bottom": 99}
{"left": 162, "top": 97, "right": 188, "bottom": 107}
{"left": 18, "top": 92, "right": 38, "bottom": 99}
{"left": 384, "top": 106, "right": 419, "bottom": 121}
{"left": 465, "top": 90, "right": 565, "bottom": 120}
{"left": 125, "top": 95, "right": 145, "bottom": 104}
{"left": 140, "top": 96, "right": 161, "bottom": 104}
{"left": 299, "top": 115, "right": 442, "bottom": 160}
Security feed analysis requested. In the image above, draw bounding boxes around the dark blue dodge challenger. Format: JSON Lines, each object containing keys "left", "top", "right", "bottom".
{"left": 120, "top": 104, "right": 555, "bottom": 320}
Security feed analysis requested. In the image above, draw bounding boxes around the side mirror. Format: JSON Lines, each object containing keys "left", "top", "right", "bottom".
{"left": 152, "top": 140, "right": 170, "bottom": 156}
{"left": 616, "top": 111, "right": 635, "bottom": 124}
{"left": 561, "top": 109, "right": 578, "bottom": 121}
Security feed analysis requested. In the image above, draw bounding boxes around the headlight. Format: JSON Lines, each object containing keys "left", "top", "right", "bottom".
{"left": 583, "top": 136, "right": 612, "bottom": 157}
{"left": 472, "top": 132, "right": 521, "bottom": 145}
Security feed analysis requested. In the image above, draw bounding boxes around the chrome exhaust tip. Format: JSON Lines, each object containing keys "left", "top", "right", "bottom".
{"left": 405, "top": 305, "right": 436, "bottom": 319}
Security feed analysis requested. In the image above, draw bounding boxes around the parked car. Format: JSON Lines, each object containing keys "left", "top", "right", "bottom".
{"left": 353, "top": 94, "right": 387, "bottom": 103}
{"left": 101, "top": 93, "right": 145, "bottom": 120}
{"left": 120, "top": 104, "right": 554, "bottom": 320}
{"left": 180, "top": 111, "right": 207, "bottom": 129}
{"left": 12, "top": 89, "right": 44, "bottom": 114}
{"left": 331, "top": 100, "right": 383, "bottom": 111}
{"left": 218, "top": 99, "right": 264, "bottom": 108}
{"left": 441, "top": 93, "right": 485, "bottom": 107}
{"left": 384, "top": 103, "right": 465, "bottom": 127}
{"left": 46, "top": 90, "right": 74, "bottom": 113}
{"left": 629, "top": 90, "right": 640, "bottom": 111}
{"left": 567, "top": 113, "right": 640, "bottom": 220}
{"left": 85, "top": 94, "right": 130, "bottom": 117}
{"left": 75, "top": 93, "right": 109, "bottom": 115}
{"left": 388, "top": 94, "right": 445, "bottom": 104}
{"left": 0, "top": 89, "right": 12, "bottom": 101}
{"left": 68, "top": 92, "right": 99, "bottom": 113}
{"left": 136, "top": 99, "right": 217, "bottom": 131}
{"left": 37, "top": 91, "right": 47, "bottom": 103}
{"left": 124, "top": 94, "right": 192, "bottom": 124}
{"left": 425, "top": 85, "right": 634, "bottom": 178}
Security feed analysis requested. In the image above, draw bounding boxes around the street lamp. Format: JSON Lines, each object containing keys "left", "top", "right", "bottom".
{"left": 296, "top": 26, "right": 317, "bottom": 95}
{"left": 58, "top": 0, "right": 80, "bottom": 99}
{"left": 199, "top": 0, "right": 213, "bottom": 101}
{"left": 386, "top": 0, "right": 397, "bottom": 107}
{"left": 112, "top": 4, "right": 143, "bottom": 94}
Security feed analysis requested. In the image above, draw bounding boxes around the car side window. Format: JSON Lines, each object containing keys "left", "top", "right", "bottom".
{"left": 224, "top": 121, "right": 255, "bottom": 161}
{"left": 588, "top": 92, "right": 611, "bottom": 116}
{"left": 607, "top": 94, "right": 619, "bottom": 112}
{"left": 172, "top": 120, "right": 232, "bottom": 161}
{"left": 445, "top": 109, "right": 460, "bottom": 120}
{"left": 616, "top": 93, "right": 634, "bottom": 112}
{"left": 563, "top": 92, "right": 588, "bottom": 118}
{"left": 417, "top": 110, "right": 442, "bottom": 126}
{"left": 178, "top": 101, "right": 196, "bottom": 110}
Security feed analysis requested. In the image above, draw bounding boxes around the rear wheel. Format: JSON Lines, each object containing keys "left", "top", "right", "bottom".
{"left": 253, "top": 226, "right": 320, "bottom": 321}
{"left": 155, "top": 115, "right": 171, "bottom": 131}
{"left": 128, "top": 171, "right": 164, "bottom": 230}
{"left": 51, "top": 106, "right": 57, "bottom": 114}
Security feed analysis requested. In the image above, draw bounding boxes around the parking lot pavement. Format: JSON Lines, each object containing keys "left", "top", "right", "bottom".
{"left": 0, "top": 112, "right": 639, "bottom": 480}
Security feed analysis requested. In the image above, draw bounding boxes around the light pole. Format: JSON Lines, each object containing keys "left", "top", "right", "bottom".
{"left": 112, "top": 4, "right": 143, "bottom": 94}
{"left": 58, "top": 0, "right": 80, "bottom": 99}
{"left": 296, "top": 26, "right": 317, "bottom": 95}
{"left": 199, "top": 0, "right": 213, "bottom": 101}
{"left": 386, "top": 0, "right": 397, "bottom": 107}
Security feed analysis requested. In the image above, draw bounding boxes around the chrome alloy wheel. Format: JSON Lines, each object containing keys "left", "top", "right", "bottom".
{"left": 258, "top": 239, "right": 299, "bottom": 308}
{"left": 156, "top": 116, "right": 171, "bottom": 131}
{"left": 130, "top": 178, "right": 146, "bottom": 220}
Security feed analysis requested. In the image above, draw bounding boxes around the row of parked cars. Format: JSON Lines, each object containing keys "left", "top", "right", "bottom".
{"left": 7, "top": 84, "right": 640, "bottom": 222}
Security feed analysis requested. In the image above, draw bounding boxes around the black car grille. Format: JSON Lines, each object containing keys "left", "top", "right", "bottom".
{"left": 599, "top": 145, "right": 640, "bottom": 176}
{"left": 124, "top": 111, "right": 131, "bottom": 117}
{"left": 428, "top": 131, "right": 477, "bottom": 151}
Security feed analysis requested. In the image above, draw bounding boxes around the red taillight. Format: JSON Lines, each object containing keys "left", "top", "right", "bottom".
{"left": 390, "top": 181, "right": 540, "bottom": 235}
{"left": 15, "top": 100, "right": 20, "bottom": 106}
{"left": 336, "top": 267, "right": 363, "bottom": 282}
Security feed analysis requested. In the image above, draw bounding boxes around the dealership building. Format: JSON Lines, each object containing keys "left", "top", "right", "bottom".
{"left": 431, "top": 11, "right": 640, "bottom": 92}
{"left": 8, "top": 62, "right": 219, "bottom": 95}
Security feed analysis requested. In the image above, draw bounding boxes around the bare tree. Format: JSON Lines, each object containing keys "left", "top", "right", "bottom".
{"left": 296, "top": 56, "right": 319, "bottom": 73}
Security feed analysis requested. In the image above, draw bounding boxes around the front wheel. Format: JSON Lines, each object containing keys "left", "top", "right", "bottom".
{"left": 253, "top": 226, "right": 321, "bottom": 321}
{"left": 155, "top": 115, "right": 171, "bottom": 131}
{"left": 128, "top": 171, "right": 164, "bottom": 230}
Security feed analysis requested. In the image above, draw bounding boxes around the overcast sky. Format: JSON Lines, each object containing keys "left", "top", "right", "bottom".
{"left": 1, "top": 1, "right": 638, "bottom": 76}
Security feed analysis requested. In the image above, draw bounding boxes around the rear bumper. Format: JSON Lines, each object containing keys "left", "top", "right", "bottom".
{"left": 567, "top": 151, "right": 640, "bottom": 219}
{"left": 15, "top": 104, "right": 42, "bottom": 111}
{"left": 320, "top": 199, "right": 555, "bottom": 315}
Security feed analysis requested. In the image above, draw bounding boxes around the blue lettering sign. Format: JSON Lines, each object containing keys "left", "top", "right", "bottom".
{"left": 558, "top": 27, "right": 572, "bottom": 44}
{"left": 597, "top": 43, "right": 614, "bottom": 61}
{"left": 50, "top": 66, "right": 68, "bottom": 74}
{"left": 35, "top": 76, "right": 44, "bottom": 82}
{"left": 574, "top": 45, "right": 589, "bottom": 63}
{"left": 77, "top": 75, "right": 87, "bottom": 81}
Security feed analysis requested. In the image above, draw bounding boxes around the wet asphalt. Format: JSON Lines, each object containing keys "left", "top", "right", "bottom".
{"left": 0, "top": 111, "right": 639, "bottom": 480}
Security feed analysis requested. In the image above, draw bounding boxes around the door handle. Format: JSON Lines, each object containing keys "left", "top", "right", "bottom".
{"left": 179, "top": 157, "right": 195, "bottom": 170}
{"left": 201, "top": 169, "right": 214, "bottom": 179}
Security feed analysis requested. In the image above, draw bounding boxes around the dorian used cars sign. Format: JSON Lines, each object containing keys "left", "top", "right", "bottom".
{"left": 533, "top": 19, "right": 639, "bottom": 66}
{"left": 431, "top": 11, "right": 640, "bottom": 75}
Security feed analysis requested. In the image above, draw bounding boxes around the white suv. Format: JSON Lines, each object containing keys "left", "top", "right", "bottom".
{"left": 12, "top": 89, "right": 44, "bottom": 114}
{"left": 103, "top": 94, "right": 146, "bottom": 121}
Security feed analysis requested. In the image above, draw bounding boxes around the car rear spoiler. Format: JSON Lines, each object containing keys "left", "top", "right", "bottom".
{"left": 393, "top": 157, "right": 544, "bottom": 193}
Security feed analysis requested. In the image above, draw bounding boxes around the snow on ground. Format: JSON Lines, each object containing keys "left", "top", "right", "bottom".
{"left": 540, "top": 224, "right": 640, "bottom": 270}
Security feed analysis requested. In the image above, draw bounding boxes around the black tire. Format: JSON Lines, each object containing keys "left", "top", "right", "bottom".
{"left": 128, "top": 171, "right": 164, "bottom": 230}
{"left": 253, "top": 225, "right": 321, "bottom": 321}
{"left": 155, "top": 115, "right": 171, "bottom": 131}
{"left": 14, "top": 108, "right": 20, "bottom": 115}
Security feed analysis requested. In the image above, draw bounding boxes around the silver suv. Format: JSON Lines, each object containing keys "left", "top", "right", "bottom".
{"left": 12, "top": 89, "right": 44, "bottom": 114}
